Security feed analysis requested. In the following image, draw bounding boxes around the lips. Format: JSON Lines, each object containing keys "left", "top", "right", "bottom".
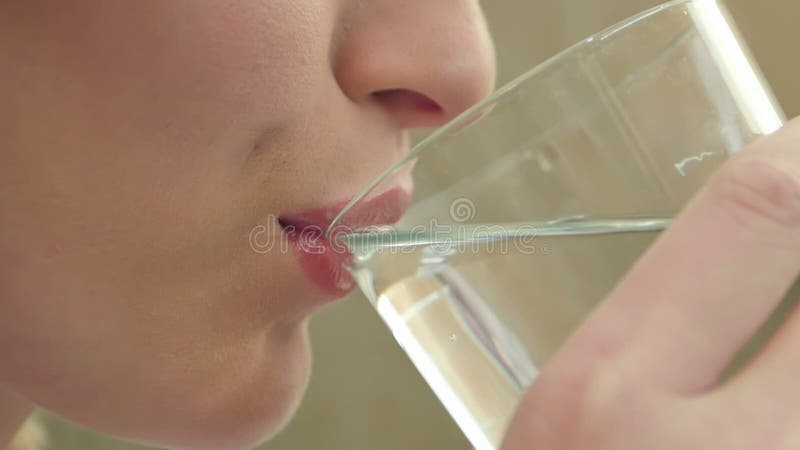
{"left": 279, "top": 187, "right": 412, "bottom": 298}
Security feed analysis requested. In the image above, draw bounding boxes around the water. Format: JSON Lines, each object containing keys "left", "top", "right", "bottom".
{"left": 345, "top": 217, "right": 670, "bottom": 450}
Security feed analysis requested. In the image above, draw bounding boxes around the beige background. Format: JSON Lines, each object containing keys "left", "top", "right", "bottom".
{"left": 37, "top": 1, "right": 800, "bottom": 449}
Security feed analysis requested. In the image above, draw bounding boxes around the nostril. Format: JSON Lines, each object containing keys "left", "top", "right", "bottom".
{"left": 373, "top": 89, "right": 443, "bottom": 113}
{"left": 372, "top": 89, "right": 445, "bottom": 126}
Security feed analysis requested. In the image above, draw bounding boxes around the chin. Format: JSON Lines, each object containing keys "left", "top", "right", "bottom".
{"left": 133, "top": 323, "right": 314, "bottom": 450}
{"left": 195, "top": 328, "right": 312, "bottom": 450}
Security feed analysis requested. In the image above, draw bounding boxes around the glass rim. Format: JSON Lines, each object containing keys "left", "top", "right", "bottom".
{"left": 328, "top": 0, "right": 725, "bottom": 233}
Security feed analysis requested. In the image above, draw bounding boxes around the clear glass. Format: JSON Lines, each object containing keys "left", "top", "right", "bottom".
{"left": 330, "top": 1, "right": 785, "bottom": 449}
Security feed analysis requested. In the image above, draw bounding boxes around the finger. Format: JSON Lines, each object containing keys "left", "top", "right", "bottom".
{"left": 719, "top": 294, "right": 800, "bottom": 432}
{"left": 555, "top": 118, "right": 800, "bottom": 394}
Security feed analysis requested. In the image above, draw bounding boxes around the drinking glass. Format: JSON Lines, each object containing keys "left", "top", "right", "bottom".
{"left": 329, "top": 1, "right": 785, "bottom": 448}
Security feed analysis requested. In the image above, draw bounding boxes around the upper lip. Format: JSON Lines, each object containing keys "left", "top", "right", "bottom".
{"left": 278, "top": 187, "right": 413, "bottom": 236}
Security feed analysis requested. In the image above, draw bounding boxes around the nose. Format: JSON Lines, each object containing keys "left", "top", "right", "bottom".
{"left": 333, "top": 1, "right": 496, "bottom": 129}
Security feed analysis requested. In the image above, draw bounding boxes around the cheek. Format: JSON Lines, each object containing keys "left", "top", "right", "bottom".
{"left": 2, "top": 2, "right": 331, "bottom": 447}
{"left": 2, "top": 0, "right": 338, "bottom": 314}
{"left": 119, "top": 0, "right": 332, "bottom": 136}
{"left": 20, "top": 0, "right": 333, "bottom": 158}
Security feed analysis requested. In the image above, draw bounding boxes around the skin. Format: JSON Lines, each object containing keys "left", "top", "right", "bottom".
{"left": 2, "top": 1, "right": 800, "bottom": 450}
{"left": 0, "top": 1, "right": 494, "bottom": 449}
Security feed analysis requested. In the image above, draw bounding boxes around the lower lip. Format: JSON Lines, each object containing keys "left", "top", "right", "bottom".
{"left": 282, "top": 187, "right": 412, "bottom": 299}
{"left": 285, "top": 229, "right": 355, "bottom": 298}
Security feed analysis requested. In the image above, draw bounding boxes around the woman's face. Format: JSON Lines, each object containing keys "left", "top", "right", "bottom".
{"left": 0, "top": 1, "right": 494, "bottom": 449}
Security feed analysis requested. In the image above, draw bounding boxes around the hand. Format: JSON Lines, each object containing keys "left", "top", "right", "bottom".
{"left": 503, "top": 118, "right": 800, "bottom": 450}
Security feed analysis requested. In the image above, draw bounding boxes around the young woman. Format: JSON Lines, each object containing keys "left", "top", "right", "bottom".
{"left": 2, "top": 1, "right": 800, "bottom": 449}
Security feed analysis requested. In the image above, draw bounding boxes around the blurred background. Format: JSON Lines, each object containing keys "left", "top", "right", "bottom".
{"left": 35, "top": 0, "right": 800, "bottom": 449}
